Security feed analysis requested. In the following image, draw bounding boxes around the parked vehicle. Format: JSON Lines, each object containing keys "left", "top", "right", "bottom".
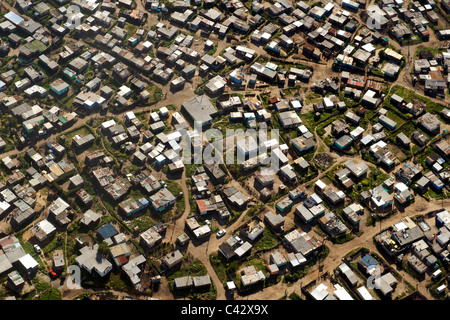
{"left": 216, "top": 229, "right": 226, "bottom": 238}
{"left": 49, "top": 269, "right": 58, "bottom": 279}
{"left": 33, "top": 244, "right": 41, "bottom": 254}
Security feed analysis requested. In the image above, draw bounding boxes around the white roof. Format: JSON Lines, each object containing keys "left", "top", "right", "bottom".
{"left": 272, "top": 147, "right": 289, "bottom": 163}
{"left": 315, "top": 179, "right": 327, "bottom": 190}
{"left": 311, "top": 283, "right": 329, "bottom": 300}
{"left": 19, "top": 254, "right": 39, "bottom": 270}
{"left": 262, "top": 138, "right": 279, "bottom": 149}
{"left": 126, "top": 111, "right": 136, "bottom": 120}
{"left": 50, "top": 197, "right": 70, "bottom": 216}
{"left": 350, "top": 126, "right": 365, "bottom": 138}
{"left": 0, "top": 201, "right": 10, "bottom": 211}
{"left": 371, "top": 140, "right": 387, "bottom": 150}
{"left": 364, "top": 90, "right": 377, "bottom": 98}
{"left": 37, "top": 219, "right": 56, "bottom": 235}
{"left": 310, "top": 204, "right": 326, "bottom": 216}
{"left": 436, "top": 284, "right": 446, "bottom": 291}
{"left": 323, "top": 3, "right": 334, "bottom": 11}
{"left": 167, "top": 131, "right": 182, "bottom": 141}
{"left": 290, "top": 100, "right": 302, "bottom": 109}
{"left": 298, "top": 125, "right": 309, "bottom": 134}
{"left": 310, "top": 193, "right": 322, "bottom": 204}
{"left": 361, "top": 134, "right": 373, "bottom": 144}
{"left": 334, "top": 284, "right": 354, "bottom": 300}
{"left": 395, "top": 182, "right": 409, "bottom": 192}
{"left": 323, "top": 97, "right": 334, "bottom": 107}
{"left": 193, "top": 225, "right": 211, "bottom": 238}
{"left": 235, "top": 241, "right": 252, "bottom": 257}
{"left": 5, "top": 11, "right": 24, "bottom": 25}
{"left": 393, "top": 221, "right": 408, "bottom": 232}
{"left": 338, "top": 263, "right": 351, "bottom": 273}
{"left": 155, "top": 154, "right": 166, "bottom": 162}
{"left": 362, "top": 43, "right": 376, "bottom": 53}
{"left": 159, "top": 106, "right": 169, "bottom": 115}
{"left": 227, "top": 281, "right": 236, "bottom": 290}
{"left": 357, "top": 286, "right": 375, "bottom": 300}
{"left": 102, "top": 119, "right": 116, "bottom": 129}
{"left": 237, "top": 136, "right": 258, "bottom": 154}
{"left": 336, "top": 190, "right": 346, "bottom": 199}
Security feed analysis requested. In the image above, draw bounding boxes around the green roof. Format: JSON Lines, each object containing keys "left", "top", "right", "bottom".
{"left": 59, "top": 117, "right": 68, "bottom": 124}
{"left": 25, "top": 39, "right": 48, "bottom": 53}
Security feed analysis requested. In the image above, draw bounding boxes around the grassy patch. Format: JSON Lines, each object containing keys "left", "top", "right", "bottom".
{"left": 253, "top": 228, "right": 281, "bottom": 251}
{"left": 165, "top": 180, "right": 185, "bottom": 215}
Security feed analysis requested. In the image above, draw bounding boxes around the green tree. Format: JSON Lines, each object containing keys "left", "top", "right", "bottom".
{"left": 98, "top": 241, "right": 111, "bottom": 257}
{"left": 227, "top": 261, "right": 239, "bottom": 274}
{"left": 8, "top": 117, "right": 18, "bottom": 128}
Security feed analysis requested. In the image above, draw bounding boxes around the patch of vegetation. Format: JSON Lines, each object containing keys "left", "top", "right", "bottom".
{"left": 253, "top": 228, "right": 281, "bottom": 251}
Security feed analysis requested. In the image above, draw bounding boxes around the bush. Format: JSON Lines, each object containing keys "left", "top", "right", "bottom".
{"left": 289, "top": 292, "right": 302, "bottom": 300}
{"left": 37, "top": 288, "right": 62, "bottom": 300}
{"left": 227, "top": 261, "right": 239, "bottom": 274}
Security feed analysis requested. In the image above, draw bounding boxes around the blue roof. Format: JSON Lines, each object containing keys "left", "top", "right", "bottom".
{"left": 358, "top": 254, "right": 378, "bottom": 268}
{"left": 5, "top": 11, "right": 24, "bottom": 25}
{"left": 97, "top": 223, "right": 118, "bottom": 240}
{"left": 138, "top": 198, "right": 149, "bottom": 206}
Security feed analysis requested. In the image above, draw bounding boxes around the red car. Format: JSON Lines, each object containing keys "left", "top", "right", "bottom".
{"left": 49, "top": 269, "right": 58, "bottom": 279}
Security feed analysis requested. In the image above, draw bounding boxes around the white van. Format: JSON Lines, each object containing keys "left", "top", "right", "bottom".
{"left": 432, "top": 269, "right": 442, "bottom": 279}
{"left": 436, "top": 284, "right": 446, "bottom": 295}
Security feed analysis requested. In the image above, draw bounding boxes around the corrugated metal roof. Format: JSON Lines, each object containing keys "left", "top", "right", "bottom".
{"left": 5, "top": 11, "right": 24, "bottom": 25}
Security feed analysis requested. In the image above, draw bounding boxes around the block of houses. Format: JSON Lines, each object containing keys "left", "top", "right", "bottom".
{"left": 75, "top": 244, "right": 113, "bottom": 277}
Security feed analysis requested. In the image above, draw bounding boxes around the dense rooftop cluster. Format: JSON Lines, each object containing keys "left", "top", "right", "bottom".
{"left": 0, "top": 0, "right": 448, "bottom": 302}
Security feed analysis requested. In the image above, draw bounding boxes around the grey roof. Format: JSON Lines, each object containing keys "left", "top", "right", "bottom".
{"left": 150, "top": 187, "right": 175, "bottom": 209}
{"left": 419, "top": 112, "right": 441, "bottom": 132}
{"left": 3, "top": 243, "right": 26, "bottom": 264}
{"left": 224, "top": 186, "right": 250, "bottom": 207}
{"left": 0, "top": 254, "right": 13, "bottom": 275}
{"left": 181, "top": 95, "right": 217, "bottom": 126}
{"left": 11, "top": 103, "right": 32, "bottom": 117}
{"left": 53, "top": 254, "right": 65, "bottom": 268}
{"left": 379, "top": 115, "right": 397, "bottom": 129}
{"left": 416, "top": 176, "right": 430, "bottom": 188}
{"left": 290, "top": 235, "right": 314, "bottom": 256}
{"left": 344, "top": 160, "right": 368, "bottom": 177}
{"left": 174, "top": 275, "right": 193, "bottom": 288}
{"left": 81, "top": 209, "right": 101, "bottom": 226}
{"left": 295, "top": 204, "right": 314, "bottom": 222}
{"left": 193, "top": 275, "right": 211, "bottom": 287}
{"left": 76, "top": 244, "right": 112, "bottom": 276}
{"left": 338, "top": 263, "right": 358, "bottom": 286}
{"left": 397, "top": 132, "right": 411, "bottom": 144}
{"left": 163, "top": 250, "right": 183, "bottom": 268}
{"left": 70, "top": 174, "right": 84, "bottom": 186}
{"left": 392, "top": 226, "right": 424, "bottom": 247}
{"left": 264, "top": 211, "right": 285, "bottom": 227}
